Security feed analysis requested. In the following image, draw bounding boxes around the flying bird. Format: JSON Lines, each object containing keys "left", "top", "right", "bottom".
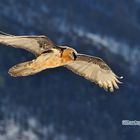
{"left": 0, "top": 32, "right": 122, "bottom": 92}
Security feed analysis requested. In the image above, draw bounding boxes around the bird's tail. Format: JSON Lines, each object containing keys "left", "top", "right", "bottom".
{"left": 8, "top": 58, "right": 46, "bottom": 77}
{"left": 8, "top": 61, "right": 40, "bottom": 77}
{"left": 8, "top": 53, "right": 53, "bottom": 77}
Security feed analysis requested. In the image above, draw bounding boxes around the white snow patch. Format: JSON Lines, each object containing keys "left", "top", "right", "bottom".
{"left": 0, "top": 117, "right": 81, "bottom": 140}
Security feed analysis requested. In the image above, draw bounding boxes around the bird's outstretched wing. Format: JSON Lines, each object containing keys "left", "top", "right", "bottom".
{"left": 0, "top": 33, "right": 56, "bottom": 55}
{"left": 65, "top": 54, "right": 122, "bottom": 92}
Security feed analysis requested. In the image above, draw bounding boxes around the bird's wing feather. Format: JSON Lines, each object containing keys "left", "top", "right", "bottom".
{"left": 65, "top": 54, "right": 122, "bottom": 92}
{"left": 0, "top": 34, "right": 56, "bottom": 55}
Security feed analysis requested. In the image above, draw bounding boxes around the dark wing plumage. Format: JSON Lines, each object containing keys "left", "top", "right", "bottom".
{"left": 0, "top": 34, "right": 56, "bottom": 55}
{"left": 65, "top": 54, "right": 122, "bottom": 92}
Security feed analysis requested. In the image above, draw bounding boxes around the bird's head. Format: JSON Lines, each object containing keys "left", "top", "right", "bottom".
{"left": 60, "top": 46, "right": 77, "bottom": 62}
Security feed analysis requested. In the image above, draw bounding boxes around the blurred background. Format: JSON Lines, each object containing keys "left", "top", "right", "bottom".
{"left": 0, "top": 0, "right": 140, "bottom": 140}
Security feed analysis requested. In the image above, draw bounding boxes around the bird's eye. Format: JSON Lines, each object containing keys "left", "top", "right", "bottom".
{"left": 72, "top": 52, "right": 77, "bottom": 60}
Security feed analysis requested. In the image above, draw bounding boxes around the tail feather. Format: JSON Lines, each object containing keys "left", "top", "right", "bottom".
{"left": 8, "top": 53, "right": 53, "bottom": 77}
{"left": 8, "top": 61, "right": 39, "bottom": 77}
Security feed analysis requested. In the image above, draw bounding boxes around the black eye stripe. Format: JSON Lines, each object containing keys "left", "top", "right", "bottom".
{"left": 72, "top": 52, "right": 77, "bottom": 59}
{"left": 42, "top": 50, "right": 53, "bottom": 54}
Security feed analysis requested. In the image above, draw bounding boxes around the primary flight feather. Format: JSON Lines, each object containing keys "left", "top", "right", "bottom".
{"left": 0, "top": 32, "right": 122, "bottom": 92}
